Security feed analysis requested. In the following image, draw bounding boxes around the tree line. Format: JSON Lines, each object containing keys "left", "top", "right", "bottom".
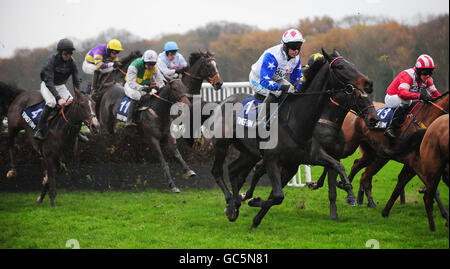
{"left": 0, "top": 15, "right": 448, "bottom": 101}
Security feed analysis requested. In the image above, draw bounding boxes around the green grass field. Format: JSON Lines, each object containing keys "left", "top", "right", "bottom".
{"left": 0, "top": 152, "right": 448, "bottom": 249}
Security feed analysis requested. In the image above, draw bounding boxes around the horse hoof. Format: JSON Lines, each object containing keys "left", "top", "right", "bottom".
{"left": 307, "top": 182, "right": 318, "bottom": 190}
{"left": 240, "top": 193, "right": 247, "bottom": 201}
{"left": 225, "top": 206, "right": 239, "bottom": 222}
{"left": 330, "top": 214, "right": 338, "bottom": 221}
{"left": 248, "top": 197, "right": 261, "bottom": 207}
{"left": 171, "top": 187, "right": 181, "bottom": 193}
{"left": 183, "top": 170, "right": 197, "bottom": 179}
{"left": 6, "top": 169, "right": 16, "bottom": 179}
{"left": 36, "top": 196, "right": 43, "bottom": 204}
{"left": 346, "top": 197, "right": 357, "bottom": 207}
{"left": 381, "top": 210, "right": 389, "bottom": 218}
{"left": 367, "top": 200, "right": 377, "bottom": 208}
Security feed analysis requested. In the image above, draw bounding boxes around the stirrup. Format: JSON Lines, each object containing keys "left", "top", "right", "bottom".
{"left": 384, "top": 128, "right": 396, "bottom": 139}
{"left": 33, "top": 129, "right": 45, "bottom": 141}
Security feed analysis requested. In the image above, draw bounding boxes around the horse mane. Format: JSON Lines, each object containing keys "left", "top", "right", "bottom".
{"left": 0, "top": 81, "right": 25, "bottom": 101}
{"left": 120, "top": 50, "right": 142, "bottom": 66}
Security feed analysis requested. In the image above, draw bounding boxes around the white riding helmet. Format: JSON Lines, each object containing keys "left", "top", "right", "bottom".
{"left": 142, "top": 50, "right": 158, "bottom": 63}
{"left": 281, "top": 29, "right": 305, "bottom": 43}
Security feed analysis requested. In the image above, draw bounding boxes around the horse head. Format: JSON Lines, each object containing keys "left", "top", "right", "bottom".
{"left": 73, "top": 88, "right": 100, "bottom": 131}
{"left": 187, "top": 50, "right": 223, "bottom": 90}
{"left": 321, "top": 48, "right": 379, "bottom": 128}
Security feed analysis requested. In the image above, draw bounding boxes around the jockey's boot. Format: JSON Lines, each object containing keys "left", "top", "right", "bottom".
{"left": 259, "top": 93, "right": 278, "bottom": 130}
{"left": 90, "top": 71, "right": 102, "bottom": 103}
{"left": 33, "top": 105, "right": 52, "bottom": 141}
{"left": 125, "top": 99, "right": 138, "bottom": 127}
{"left": 384, "top": 106, "right": 409, "bottom": 139}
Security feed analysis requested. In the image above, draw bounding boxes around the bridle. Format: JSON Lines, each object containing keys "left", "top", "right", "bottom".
{"left": 326, "top": 56, "right": 374, "bottom": 120}
{"left": 183, "top": 56, "right": 220, "bottom": 86}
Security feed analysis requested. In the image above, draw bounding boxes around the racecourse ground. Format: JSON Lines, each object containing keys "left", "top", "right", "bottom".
{"left": 0, "top": 152, "right": 448, "bottom": 249}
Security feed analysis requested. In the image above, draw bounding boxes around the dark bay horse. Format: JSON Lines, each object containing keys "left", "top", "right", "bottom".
{"left": 343, "top": 92, "right": 448, "bottom": 210}
{"left": 180, "top": 51, "right": 223, "bottom": 142}
{"left": 97, "top": 79, "right": 194, "bottom": 193}
{"left": 379, "top": 114, "right": 449, "bottom": 231}
{"left": 207, "top": 49, "right": 376, "bottom": 228}
{"left": 6, "top": 89, "right": 99, "bottom": 207}
{"left": 241, "top": 66, "right": 379, "bottom": 215}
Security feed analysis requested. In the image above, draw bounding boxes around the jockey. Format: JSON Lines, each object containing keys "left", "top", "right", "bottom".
{"left": 249, "top": 29, "right": 305, "bottom": 128}
{"left": 82, "top": 39, "right": 123, "bottom": 98}
{"left": 157, "top": 41, "right": 188, "bottom": 79}
{"left": 124, "top": 49, "right": 165, "bottom": 127}
{"left": 34, "top": 38, "right": 82, "bottom": 141}
{"left": 384, "top": 54, "right": 441, "bottom": 138}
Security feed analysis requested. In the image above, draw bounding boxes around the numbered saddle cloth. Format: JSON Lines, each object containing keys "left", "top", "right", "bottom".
{"left": 116, "top": 96, "right": 131, "bottom": 122}
{"left": 236, "top": 97, "right": 262, "bottom": 128}
{"left": 372, "top": 101, "right": 419, "bottom": 129}
{"left": 21, "top": 101, "right": 46, "bottom": 130}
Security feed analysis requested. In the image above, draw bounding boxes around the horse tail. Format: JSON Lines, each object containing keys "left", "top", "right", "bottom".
{"left": 378, "top": 129, "right": 427, "bottom": 159}
{"left": 0, "top": 81, "right": 25, "bottom": 105}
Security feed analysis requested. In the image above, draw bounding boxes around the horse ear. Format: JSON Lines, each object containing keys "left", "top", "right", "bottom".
{"left": 321, "top": 48, "right": 333, "bottom": 62}
{"left": 199, "top": 49, "right": 208, "bottom": 57}
{"left": 333, "top": 49, "right": 341, "bottom": 57}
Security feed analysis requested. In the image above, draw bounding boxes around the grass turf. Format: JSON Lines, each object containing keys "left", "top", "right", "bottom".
{"left": 0, "top": 152, "right": 448, "bottom": 249}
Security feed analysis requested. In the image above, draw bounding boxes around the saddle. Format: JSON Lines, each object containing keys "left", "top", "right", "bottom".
{"left": 22, "top": 100, "right": 72, "bottom": 131}
{"left": 116, "top": 94, "right": 157, "bottom": 123}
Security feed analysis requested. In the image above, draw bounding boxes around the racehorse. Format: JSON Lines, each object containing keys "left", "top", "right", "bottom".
{"left": 180, "top": 50, "right": 223, "bottom": 143}
{"left": 6, "top": 88, "right": 99, "bottom": 207}
{"left": 379, "top": 114, "right": 449, "bottom": 231}
{"left": 207, "top": 49, "right": 377, "bottom": 228}
{"left": 343, "top": 91, "right": 448, "bottom": 210}
{"left": 241, "top": 65, "right": 379, "bottom": 214}
{"left": 97, "top": 78, "right": 194, "bottom": 193}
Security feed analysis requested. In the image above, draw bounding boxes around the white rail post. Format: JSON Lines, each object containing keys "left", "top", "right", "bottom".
{"left": 287, "top": 165, "right": 312, "bottom": 187}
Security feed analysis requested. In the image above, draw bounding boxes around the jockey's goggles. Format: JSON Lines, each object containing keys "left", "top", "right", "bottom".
{"left": 285, "top": 42, "right": 303, "bottom": 51}
{"left": 419, "top": 68, "right": 433, "bottom": 76}
{"left": 144, "top": 61, "right": 156, "bottom": 66}
{"left": 62, "top": 50, "right": 73, "bottom": 56}
{"left": 166, "top": 50, "right": 177, "bottom": 56}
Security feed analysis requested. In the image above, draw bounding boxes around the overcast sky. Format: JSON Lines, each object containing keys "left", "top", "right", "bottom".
{"left": 0, "top": 0, "right": 448, "bottom": 58}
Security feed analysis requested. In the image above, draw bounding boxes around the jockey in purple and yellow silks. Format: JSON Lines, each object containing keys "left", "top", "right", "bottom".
{"left": 82, "top": 39, "right": 123, "bottom": 97}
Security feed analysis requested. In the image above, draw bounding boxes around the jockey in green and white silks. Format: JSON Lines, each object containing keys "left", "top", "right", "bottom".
{"left": 157, "top": 41, "right": 188, "bottom": 79}
{"left": 124, "top": 50, "right": 165, "bottom": 126}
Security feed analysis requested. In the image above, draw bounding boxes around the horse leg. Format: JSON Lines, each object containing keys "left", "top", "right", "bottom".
{"left": 347, "top": 147, "right": 374, "bottom": 183}
{"left": 434, "top": 189, "right": 449, "bottom": 225}
{"left": 6, "top": 127, "right": 20, "bottom": 179}
{"left": 46, "top": 157, "right": 59, "bottom": 207}
{"left": 359, "top": 158, "right": 388, "bottom": 208}
{"left": 150, "top": 136, "right": 180, "bottom": 193}
{"left": 242, "top": 160, "right": 265, "bottom": 201}
{"left": 225, "top": 151, "right": 259, "bottom": 222}
{"left": 211, "top": 139, "right": 233, "bottom": 203}
{"left": 308, "top": 167, "right": 327, "bottom": 190}
{"left": 36, "top": 157, "right": 49, "bottom": 204}
{"left": 167, "top": 136, "right": 196, "bottom": 179}
{"left": 382, "top": 165, "right": 415, "bottom": 217}
{"left": 424, "top": 176, "right": 441, "bottom": 232}
{"left": 249, "top": 159, "right": 285, "bottom": 230}
{"left": 327, "top": 169, "right": 339, "bottom": 220}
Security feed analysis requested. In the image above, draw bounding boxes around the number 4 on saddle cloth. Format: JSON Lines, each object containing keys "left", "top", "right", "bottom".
{"left": 21, "top": 100, "right": 73, "bottom": 131}
{"left": 371, "top": 100, "right": 419, "bottom": 130}
{"left": 236, "top": 96, "right": 284, "bottom": 128}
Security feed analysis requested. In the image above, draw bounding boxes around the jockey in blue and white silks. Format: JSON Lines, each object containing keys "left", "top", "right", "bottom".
{"left": 157, "top": 41, "right": 188, "bottom": 79}
{"left": 250, "top": 29, "right": 305, "bottom": 128}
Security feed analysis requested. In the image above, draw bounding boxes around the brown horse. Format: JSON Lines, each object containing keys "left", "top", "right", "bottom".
{"left": 380, "top": 114, "right": 449, "bottom": 231}
{"left": 344, "top": 92, "right": 449, "bottom": 210}
{"left": 420, "top": 114, "right": 449, "bottom": 230}
{"left": 6, "top": 89, "right": 99, "bottom": 207}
